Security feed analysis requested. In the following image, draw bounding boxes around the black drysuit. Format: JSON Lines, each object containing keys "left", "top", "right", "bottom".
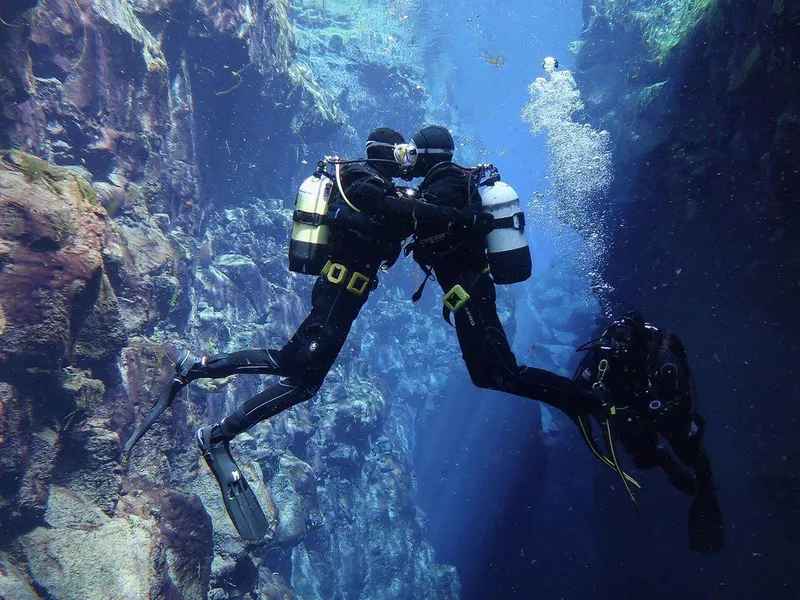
{"left": 195, "top": 162, "right": 479, "bottom": 441}
{"left": 574, "top": 329, "right": 713, "bottom": 493}
{"left": 412, "top": 162, "right": 585, "bottom": 415}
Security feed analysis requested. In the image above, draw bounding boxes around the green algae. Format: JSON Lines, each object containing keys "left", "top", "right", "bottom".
{"left": 12, "top": 150, "right": 67, "bottom": 196}
{"left": 7, "top": 150, "right": 98, "bottom": 209}
{"left": 76, "top": 177, "right": 97, "bottom": 206}
{"left": 728, "top": 42, "right": 762, "bottom": 92}
{"left": 602, "top": 0, "right": 719, "bottom": 62}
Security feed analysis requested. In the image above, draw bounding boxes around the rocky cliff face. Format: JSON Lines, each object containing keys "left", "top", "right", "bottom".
{"left": 574, "top": 0, "right": 800, "bottom": 595}
{"left": 0, "top": 1, "right": 456, "bottom": 598}
{"left": 576, "top": 0, "right": 799, "bottom": 327}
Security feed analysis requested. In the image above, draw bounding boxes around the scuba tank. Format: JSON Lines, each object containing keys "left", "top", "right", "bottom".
{"left": 477, "top": 167, "right": 532, "bottom": 284}
{"left": 289, "top": 161, "right": 332, "bottom": 274}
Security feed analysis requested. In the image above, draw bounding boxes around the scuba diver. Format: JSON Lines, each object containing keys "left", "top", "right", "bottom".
{"left": 395, "top": 125, "right": 601, "bottom": 424}
{"left": 542, "top": 56, "right": 559, "bottom": 71}
{"left": 395, "top": 126, "right": 722, "bottom": 552}
{"left": 573, "top": 312, "right": 725, "bottom": 554}
{"left": 123, "top": 127, "right": 494, "bottom": 540}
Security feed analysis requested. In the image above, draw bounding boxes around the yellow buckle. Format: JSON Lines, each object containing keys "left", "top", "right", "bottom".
{"left": 321, "top": 259, "right": 333, "bottom": 275}
{"left": 322, "top": 260, "right": 371, "bottom": 296}
{"left": 443, "top": 284, "right": 470, "bottom": 312}
{"left": 324, "top": 261, "right": 347, "bottom": 285}
{"left": 346, "top": 271, "right": 371, "bottom": 296}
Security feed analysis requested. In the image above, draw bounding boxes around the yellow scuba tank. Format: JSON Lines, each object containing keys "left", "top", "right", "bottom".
{"left": 478, "top": 177, "right": 532, "bottom": 284}
{"left": 289, "top": 163, "right": 332, "bottom": 274}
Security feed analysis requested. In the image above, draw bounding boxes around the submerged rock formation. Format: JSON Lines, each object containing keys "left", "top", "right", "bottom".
{"left": 0, "top": 1, "right": 456, "bottom": 598}
{"left": 575, "top": 0, "right": 799, "bottom": 324}
{"left": 574, "top": 0, "right": 800, "bottom": 597}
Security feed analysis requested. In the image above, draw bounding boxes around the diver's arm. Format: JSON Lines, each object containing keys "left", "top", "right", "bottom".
{"left": 322, "top": 207, "right": 381, "bottom": 232}
{"left": 374, "top": 194, "right": 492, "bottom": 230}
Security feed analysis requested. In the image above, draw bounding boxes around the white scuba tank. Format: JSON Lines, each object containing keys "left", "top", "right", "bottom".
{"left": 478, "top": 180, "right": 532, "bottom": 284}
{"left": 289, "top": 173, "right": 332, "bottom": 274}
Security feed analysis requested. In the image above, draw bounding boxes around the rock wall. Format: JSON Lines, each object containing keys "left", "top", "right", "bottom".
{"left": 574, "top": 0, "right": 800, "bottom": 596}
{"left": 576, "top": 0, "right": 799, "bottom": 326}
{"left": 0, "top": 1, "right": 457, "bottom": 598}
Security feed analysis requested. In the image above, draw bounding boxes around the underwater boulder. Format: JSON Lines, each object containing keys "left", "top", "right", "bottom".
{"left": 0, "top": 151, "right": 122, "bottom": 366}
{"left": 20, "top": 486, "right": 164, "bottom": 600}
{"left": 269, "top": 453, "right": 323, "bottom": 548}
{"left": 0, "top": 552, "right": 39, "bottom": 600}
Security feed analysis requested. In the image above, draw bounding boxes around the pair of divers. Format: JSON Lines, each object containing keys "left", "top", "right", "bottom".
{"left": 393, "top": 125, "right": 724, "bottom": 554}
{"left": 123, "top": 126, "right": 724, "bottom": 553}
{"left": 123, "top": 127, "right": 494, "bottom": 539}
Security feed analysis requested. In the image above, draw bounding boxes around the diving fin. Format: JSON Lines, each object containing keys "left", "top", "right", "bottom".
{"left": 123, "top": 377, "right": 184, "bottom": 454}
{"left": 124, "top": 348, "right": 204, "bottom": 454}
{"left": 197, "top": 427, "right": 270, "bottom": 541}
{"left": 688, "top": 486, "right": 725, "bottom": 554}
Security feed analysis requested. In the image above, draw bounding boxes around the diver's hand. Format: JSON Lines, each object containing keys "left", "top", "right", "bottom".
{"left": 574, "top": 384, "right": 612, "bottom": 420}
{"left": 455, "top": 209, "right": 495, "bottom": 233}
{"left": 591, "top": 382, "right": 612, "bottom": 406}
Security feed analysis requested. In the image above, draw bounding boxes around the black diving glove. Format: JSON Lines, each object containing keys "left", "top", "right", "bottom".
{"left": 454, "top": 209, "right": 495, "bottom": 234}
{"left": 574, "top": 384, "right": 613, "bottom": 420}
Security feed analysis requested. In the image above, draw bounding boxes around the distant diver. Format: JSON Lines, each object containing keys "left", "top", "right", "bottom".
{"left": 573, "top": 312, "right": 725, "bottom": 554}
{"left": 394, "top": 125, "right": 603, "bottom": 424}
{"left": 542, "top": 56, "right": 559, "bottom": 71}
{"left": 123, "top": 127, "right": 494, "bottom": 540}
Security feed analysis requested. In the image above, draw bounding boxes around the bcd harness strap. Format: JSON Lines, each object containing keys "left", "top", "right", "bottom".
{"left": 493, "top": 211, "right": 526, "bottom": 231}
{"left": 440, "top": 266, "right": 490, "bottom": 326}
{"left": 580, "top": 356, "right": 641, "bottom": 513}
{"left": 293, "top": 209, "right": 325, "bottom": 226}
{"left": 443, "top": 284, "right": 470, "bottom": 313}
{"left": 321, "top": 260, "right": 372, "bottom": 297}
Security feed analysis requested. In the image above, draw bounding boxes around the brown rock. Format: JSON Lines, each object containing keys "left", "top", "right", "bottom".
{"left": 21, "top": 486, "right": 166, "bottom": 600}
{"left": 0, "top": 152, "right": 118, "bottom": 366}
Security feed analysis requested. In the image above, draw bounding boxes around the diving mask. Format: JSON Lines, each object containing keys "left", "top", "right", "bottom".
{"left": 393, "top": 140, "right": 418, "bottom": 169}
{"left": 604, "top": 315, "right": 646, "bottom": 358}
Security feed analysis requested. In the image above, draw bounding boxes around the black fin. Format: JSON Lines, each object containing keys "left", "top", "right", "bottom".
{"left": 200, "top": 436, "right": 270, "bottom": 541}
{"left": 124, "top": 378, "right": 183, "bottom": 454}
{"left": 688, "top": 487, "right": 725, "bottom": 554}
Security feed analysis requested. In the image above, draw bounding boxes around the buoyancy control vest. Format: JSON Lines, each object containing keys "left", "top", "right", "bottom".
{"left": 576, "top": 324, "right": 696, "bottom": 424}
{"left": 289, "top": 158, "right": 404, "bottom": 275}
{"left": 413, "top": 162, "right": 531, "bottom": 284}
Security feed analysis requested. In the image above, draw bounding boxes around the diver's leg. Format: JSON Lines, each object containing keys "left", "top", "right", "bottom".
{"left": 663, "top": 413, "right": 724, "bottom": 552}
{"left": 197, "top": 278, "right": 369, "bottom": 538}
{"left": 202, "top": 278, "right": 369, "bottom": 443}
{"left": 616, "top": 420, "right": 697, "bottom": 494}
{"left": 177, "top": 273, "right": 367, "bottom": 382}
{"left": 654, "top": 446, "right": 698, "bottom": 495}
{"left": 664, "top": 413, "right": 714, "bottom": 488}
{"left": 172, "top": 348, "right": 285, "bottom": 382}
{"left": 447, "top": 270, "right": 588, "bottom": 415}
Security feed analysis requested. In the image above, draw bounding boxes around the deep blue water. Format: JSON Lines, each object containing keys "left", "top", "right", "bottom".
{"left": 386, "top": 2, "right": 796, "bottom": 599}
